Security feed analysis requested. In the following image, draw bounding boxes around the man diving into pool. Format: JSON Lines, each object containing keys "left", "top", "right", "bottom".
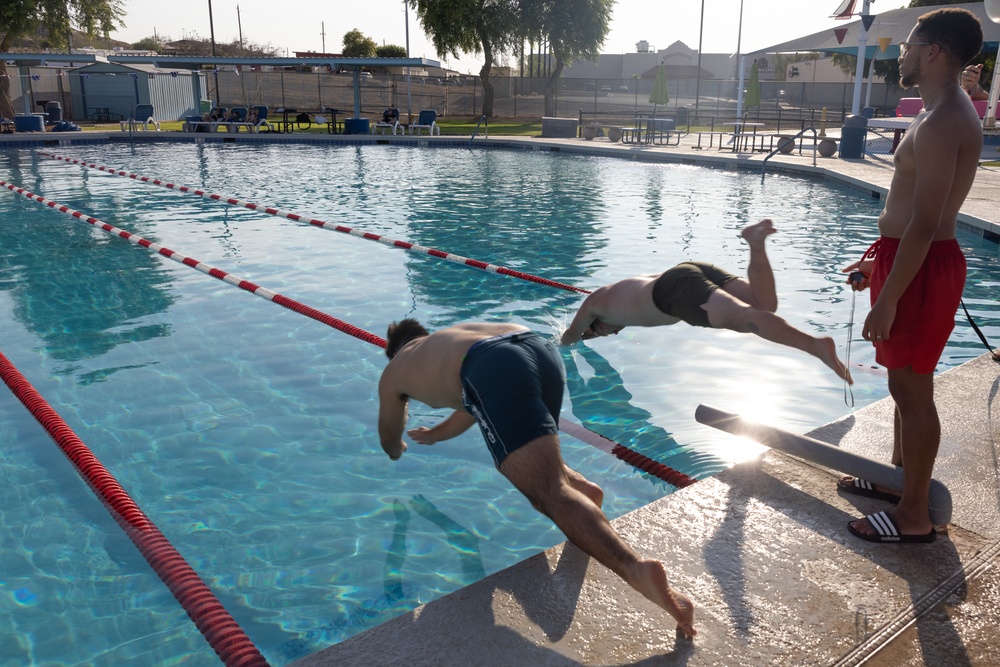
{"left": 377, "top": 319, "right": 697, "bottom": 639}
{"left": 559, "top": 219, "right": 852, "bottom": 384}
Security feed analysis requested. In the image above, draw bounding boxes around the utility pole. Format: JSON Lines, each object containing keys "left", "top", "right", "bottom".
{"left": 207, "top": 0, "right": 220, "bottom": 104}
{"left": 237, "top": 5, "right": 245, "bottom": 54}
{"left": 321, "top": 22, "right": 326, "bottom": 53}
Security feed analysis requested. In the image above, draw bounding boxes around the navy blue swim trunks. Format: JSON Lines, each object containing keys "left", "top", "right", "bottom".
{"left": 460, "top": 330, "right": 565, "bottom": 468}
{"left": 651, "top": 261, "right": 737, "bottom": 328}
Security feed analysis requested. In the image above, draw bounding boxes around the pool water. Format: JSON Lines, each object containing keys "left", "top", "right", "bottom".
{"left": 1, "top": 143, "right": 998, "bottom": 666}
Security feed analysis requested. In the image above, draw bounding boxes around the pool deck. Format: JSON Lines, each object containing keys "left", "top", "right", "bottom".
{"left": 5, "top": 129, "right": 999, "bottom": 666}
{"left": 284, "top": 132, "right": 1000, "bottom": 667}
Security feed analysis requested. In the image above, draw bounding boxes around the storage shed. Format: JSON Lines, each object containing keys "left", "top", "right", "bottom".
{"left": 69, "top": 62, "right": 207, "bottom": 122}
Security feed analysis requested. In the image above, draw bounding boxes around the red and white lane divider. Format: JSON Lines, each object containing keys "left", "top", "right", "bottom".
{"left": 0, "top": 351, "right": 270, "bottom": 667}
{"left": 0, "top": 180, "right": 386, "bottom": 349}
{"left": 35, "top": 151, "right": 591, "bottom": 296}
{"left": 2, "top": 179, "right": 694, "bottom": 488}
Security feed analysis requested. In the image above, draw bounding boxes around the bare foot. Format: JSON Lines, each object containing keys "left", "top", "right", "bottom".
{"left": 740, "top": 219, "right": 777, "bottom": 246}
{"left": 631, "top": 559, "right": 697, "bottom": 638}
{"left": 815, "top": 337, "right": 853, "bottom": 384}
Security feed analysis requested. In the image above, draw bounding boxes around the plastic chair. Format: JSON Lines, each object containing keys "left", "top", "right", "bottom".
{"left": 375, "top": 108, "right": 401, "bottom": 135}
{"left": 124, "top": 104, "right": 160, "bottom": 131}
{"left": 409, "top": 109, "right": 440, "bottom": 136}
{"left": 251, "top": 105, "right": 273, "bottom": 132}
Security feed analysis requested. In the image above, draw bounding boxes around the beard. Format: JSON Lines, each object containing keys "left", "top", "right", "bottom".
{"left": 900, "top": 60, "right": 921, "bottom": 90}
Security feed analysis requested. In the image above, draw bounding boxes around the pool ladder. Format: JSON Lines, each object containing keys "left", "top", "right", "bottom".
{"left": 761, "top": 127, "right": 819, "bottom": 178}
{"left": 469, "top": 115, "right": 488, "bottom": 147}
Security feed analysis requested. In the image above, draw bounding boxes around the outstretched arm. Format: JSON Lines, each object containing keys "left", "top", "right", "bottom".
{"left": 561, "top": 293, "right": 604, "bottom": 345}
{"left": 408, "top": 410, "right": 477, "bottom": 445}
{"left": 378, "top": 375, "right": 409, "bottom": 460}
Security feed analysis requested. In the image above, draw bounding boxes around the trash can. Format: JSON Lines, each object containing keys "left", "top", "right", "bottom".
{"left": 839, "top": 114, "right": 868, "bottom": 159}
{"left": 14, "top": 114, "right": 46, "bottom": 132}
{"left": 45, "top": 101, "right": 62, "bottom": 124}
{"left": 343, "top": 118, "right": 370, "bottom": 134}
{"left": 200, "top": 100, "right": 212, "bottom": 114}
{"left": 675, "top": 106, "right": 689, "bottom": 125}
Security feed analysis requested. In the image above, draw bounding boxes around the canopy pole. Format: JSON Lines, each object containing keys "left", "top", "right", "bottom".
{"left": 850, "top": 0, "right": 872, "bottom": 115}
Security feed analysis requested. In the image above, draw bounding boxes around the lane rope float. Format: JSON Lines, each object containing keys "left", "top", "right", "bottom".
{"left": 35, "top": 151, "right": 591, "bottom": 295}
{"left": 0, "top": 180, "right": 386, "bottom": 349}
{"left": 0, "top": 351, "right": 270, "bottom": 667}
{"left": 1, "top": 179, "right": 694, "bottom": 489}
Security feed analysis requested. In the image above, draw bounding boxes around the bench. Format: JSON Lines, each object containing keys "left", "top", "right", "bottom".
{"left": 541, "top": 117, "right": 578, "bottom": 138}
{"left": 693, "top": 131, "right": 725, "bottom": 150}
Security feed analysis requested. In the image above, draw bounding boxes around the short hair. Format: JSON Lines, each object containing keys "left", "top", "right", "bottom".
{"left": 385, "top": 318, "right": 429, "bottom": 359}
{"left": 916, "top": 7, "right": 983, "bottom": 67}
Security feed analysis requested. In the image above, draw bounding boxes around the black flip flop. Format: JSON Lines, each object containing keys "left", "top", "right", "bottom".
{"left": 848, "top": 510, "right": 936, "bottom": 543}
{"left": 837, "top": 477, "right": 901, "bottom": 503}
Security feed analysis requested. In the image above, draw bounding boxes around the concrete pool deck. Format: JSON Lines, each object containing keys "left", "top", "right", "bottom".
{"left": 283, "top": 131, "right": 1000, "bottom": 666}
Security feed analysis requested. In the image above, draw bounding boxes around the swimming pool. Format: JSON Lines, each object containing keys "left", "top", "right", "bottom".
{"left": 1, "top": 143, "right": 998, "bottom": 666}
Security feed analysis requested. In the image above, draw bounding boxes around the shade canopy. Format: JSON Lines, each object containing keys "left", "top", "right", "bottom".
{"left": 649, "top": 63, "right": 669, "bottom": 108}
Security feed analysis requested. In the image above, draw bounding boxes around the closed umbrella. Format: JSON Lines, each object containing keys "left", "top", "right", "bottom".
{"left": 649, "top": 62, "right": 669, "bottom": 117}
{"left": 744, "top": 59, "right": 761, "bottom": 108}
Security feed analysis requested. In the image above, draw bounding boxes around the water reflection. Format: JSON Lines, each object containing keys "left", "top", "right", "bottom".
{"left": 399, "top": 152, "right": 609, "bottom": 322}
{"left": 0, "top": 153, "right": 177, "bottom": 376}
{"left": 563, "top": 343, "right": 726, "bottom": 481}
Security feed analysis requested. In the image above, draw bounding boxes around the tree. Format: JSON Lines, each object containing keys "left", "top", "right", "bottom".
{"left": 131, "top": 36, "right": 162, "bottom": 52}
{"left": 343, "top": 29, "right": 377, "bottom": 58}
{"left": 376, "top": 44, "right": 407, "bottom": 58}
{"left": 410, "top": 0, "right": 521, "bottom": 118}
{"left": 523, "top": 0, "right": 613, "bottom": 117}
{"left": 0, "top": 0, "right": 125, "bottom": 119}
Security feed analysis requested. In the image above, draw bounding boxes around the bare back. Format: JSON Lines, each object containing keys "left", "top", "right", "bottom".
{"left": 878, "top": 87, "right": 982, "bottom": 240}
{"left": 380, "top": 322, "right": 528, "bottom": 409}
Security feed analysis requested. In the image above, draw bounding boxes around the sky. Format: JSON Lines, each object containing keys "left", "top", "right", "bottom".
{"left": 109, "top": 0, "right": 911, "bottom": 74}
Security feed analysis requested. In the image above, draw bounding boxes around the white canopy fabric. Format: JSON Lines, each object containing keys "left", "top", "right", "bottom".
{"left": 748, "top": 2, "right": 1000, "bottom": 62}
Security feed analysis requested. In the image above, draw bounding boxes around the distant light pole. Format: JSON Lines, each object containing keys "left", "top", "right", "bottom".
{"left": 694, "top": 0, "right": 705, "bottom": 118}
{"left": 207, "top": 0, "right": 220, "bottom": 104}
{"left": 404, "top": 0, "right": 412, "bottom": 125}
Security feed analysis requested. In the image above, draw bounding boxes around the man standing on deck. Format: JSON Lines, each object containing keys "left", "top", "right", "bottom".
{"left": 377, "top": 319, "right": 697, "bottom": 638}
{"left": 840, "top": 8, "right": 983, "bottom": 543}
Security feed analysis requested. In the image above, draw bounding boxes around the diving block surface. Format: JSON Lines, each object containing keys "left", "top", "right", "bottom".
{"left": 694, "top": 403, "right": 952, "bottom": 526}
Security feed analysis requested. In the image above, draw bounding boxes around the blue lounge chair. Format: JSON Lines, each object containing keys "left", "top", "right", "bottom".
{"left": 375, "top": 107, "right": 401, "bottom": 135}
{"left": 251, "top": 105, "right": 274, "bottom": 132}
{"left": 120, "top": 103, "right": 161, "bottom": 131}
{"left": 409, "top": 109, "right": 440, "bottom": 136}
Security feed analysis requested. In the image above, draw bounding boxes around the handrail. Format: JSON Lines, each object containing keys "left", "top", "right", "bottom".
{"left": 761, "top": 127, "right": 818, "bottom": 178}
{"left": 469, "top": 114, "right": 488, "bottom": 147}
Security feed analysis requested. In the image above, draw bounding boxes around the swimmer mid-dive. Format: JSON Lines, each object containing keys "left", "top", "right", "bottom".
{"left": 378, "top": 319, "right": 697, "bottom": 638}
{"left": 560, "top": 219, "right": 852, "bottom": 384}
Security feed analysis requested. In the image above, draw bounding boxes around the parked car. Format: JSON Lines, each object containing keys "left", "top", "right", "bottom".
{"left": 600, "top": 85, "right": 612, "bottom": 93}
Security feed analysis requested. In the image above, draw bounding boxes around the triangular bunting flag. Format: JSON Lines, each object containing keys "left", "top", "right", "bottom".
{"left": 834, "top": 27, "right": 849, "bottom": 44}
{"left": 878, "top": 37, "right": 892, "bottom": 52}
{"left": 832, "top": 0, "right": 857, "bottom": 20}
{"left": 862, "top": 14, "right": 876, "bottom": 31}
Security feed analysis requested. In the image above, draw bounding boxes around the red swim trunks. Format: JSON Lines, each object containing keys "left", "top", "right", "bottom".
{"left": 869, "top": 237, "right": 966, "bottom": 373}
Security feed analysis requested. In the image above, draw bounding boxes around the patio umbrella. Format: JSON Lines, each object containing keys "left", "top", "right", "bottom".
{"left": 744, "top": 59, "right": 761, "bottom": 108}
{"left": 649, "top": 62, "right": 669, "bottom": 116}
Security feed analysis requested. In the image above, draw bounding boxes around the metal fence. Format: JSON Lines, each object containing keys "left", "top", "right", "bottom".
{"left": 7, "top": 65, "right": 909, "bottom": 127}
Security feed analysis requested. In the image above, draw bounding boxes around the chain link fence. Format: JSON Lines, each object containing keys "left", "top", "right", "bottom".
{"left": 8, "top": 65, "right": 909, "bottom": 129}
